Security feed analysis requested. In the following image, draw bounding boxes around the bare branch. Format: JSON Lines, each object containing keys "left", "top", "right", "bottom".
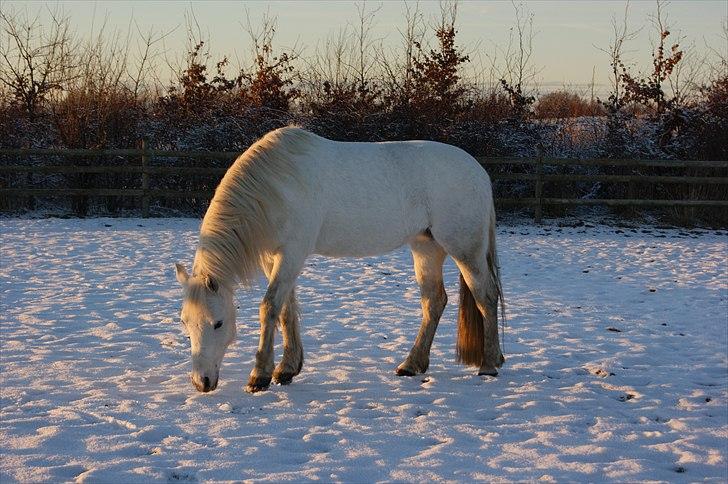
{"left": 0, "top": 6, "right": 79, "bottom": 118}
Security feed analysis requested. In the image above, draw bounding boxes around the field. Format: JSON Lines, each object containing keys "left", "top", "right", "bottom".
{"left": 1, "top": 218, "right": 726, "bottom": 482}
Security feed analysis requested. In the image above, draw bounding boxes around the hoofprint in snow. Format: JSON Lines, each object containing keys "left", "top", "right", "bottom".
{"left": 0, "top": 218, "right": 726, "bottom": 482}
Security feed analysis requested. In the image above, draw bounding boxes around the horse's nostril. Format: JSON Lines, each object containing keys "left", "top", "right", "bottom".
{"left": 203, "top": 376, "right": 211, "bottom": 392}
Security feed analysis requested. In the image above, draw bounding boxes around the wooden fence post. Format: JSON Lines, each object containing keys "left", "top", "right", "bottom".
{"left": 627, "top": 175, "right": 637, "bottom": 217}
{"left": 534, "top": 149, "right": 544, "bottom": 224}
{"left": 141, "top": 138, "right": 150, "bottom": 218}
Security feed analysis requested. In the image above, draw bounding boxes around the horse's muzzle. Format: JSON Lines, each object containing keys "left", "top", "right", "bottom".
{"left": 191, "top": 373, "right": 218, "bottom": 393}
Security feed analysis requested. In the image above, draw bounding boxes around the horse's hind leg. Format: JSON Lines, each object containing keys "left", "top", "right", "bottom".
{"left": 396, "top": 238, "right": 447, "bottom": 376}
{"left": 272, "top": 288, "right": 304, "bottom": 385}
{"left": 452, "top": 255, "right": 504, "bottom": 375}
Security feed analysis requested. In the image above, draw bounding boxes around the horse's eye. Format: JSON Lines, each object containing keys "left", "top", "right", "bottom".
{"left": 214, "top": 320, "right": 223, "bottom": 330}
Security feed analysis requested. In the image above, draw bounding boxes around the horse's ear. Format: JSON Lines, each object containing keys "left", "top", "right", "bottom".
{"left": 204, "top": 275, "right": 219, "bottom": 293}
{"left": 175, "top": 263, "right": 189, "bottom": 285}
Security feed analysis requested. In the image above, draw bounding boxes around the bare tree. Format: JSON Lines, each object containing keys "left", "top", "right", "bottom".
{"left": 619, "top": 0, "right": 684, "bottom": 114}
{"left": 595, "top": 1, "right": 639, "bottom": 112}
{"left": 703, "top": 17, "right": 728, "bottom": 85}
{"left": 306, "top": 26, "right": 354, "bottom": 96}
{"left": 241, "top": 9, "right": 300, "bottom": 112}
{"left": 305, "top": 3, "right": 377, "bottom": 94}
{"left": 668, "top": 39, "right": 705, "bottom": 107}
{"left": 351, "top": 2, "right": 382, "bottom": 96}
{"left": 0, "top": 6, "right": 78, "bottom": 118}
{"left": 302, "top": 1, "right": 383, "bottom": 121}
{"left": 48, "top": 14, "right": 132, "bottom": 148}
{"left": 75, "top": 15, "right": 128, "bottom": 98}
{"left": 378, "top": 1, "right": 426, "bottom": 106}
{"left": 127, "top": 22, "right": 173, "bottom": 100}
{"left": 491, "top": 1, "right": 539, "bottom": 116}
{"left": 502, "top": 1, "right": 535, "bottom": 92}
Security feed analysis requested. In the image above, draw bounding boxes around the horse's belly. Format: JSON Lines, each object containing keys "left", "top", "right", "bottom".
{"left": 314, "top": 204, "right": 425, "bottom": 257}
{"left": 314, "top": 220, "right": 414, "bottom": 257}
{"left": 314, "top": 239, "right": 405, "bottom": 258}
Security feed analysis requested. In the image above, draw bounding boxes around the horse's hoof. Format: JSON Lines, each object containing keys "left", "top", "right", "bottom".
{"left": 272, "top": 373, "right": 294, "bottom": 385}
{"left": 396, "top": 367, "right": 417, "bottom": 377}
{"left": 245, "top": 383, "right": 269, "bottom": 393}
{"left": 245, "top": 377, "right": 271, "bottom": 393}
{"left": 478, "top": 369, "right": 498, "bottom": 377}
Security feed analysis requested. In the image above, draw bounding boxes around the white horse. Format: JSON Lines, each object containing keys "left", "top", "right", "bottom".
{"left": 175, "top": 127, "right": 504, "bottom": 393}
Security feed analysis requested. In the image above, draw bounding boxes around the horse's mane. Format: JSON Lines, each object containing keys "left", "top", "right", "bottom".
{"left": 192, "top": 126, "right": 312, "bottom": 287}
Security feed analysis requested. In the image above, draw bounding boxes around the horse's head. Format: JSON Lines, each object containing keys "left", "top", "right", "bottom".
{"left": 174, "top": 263, "right": 236, "bottom": 393}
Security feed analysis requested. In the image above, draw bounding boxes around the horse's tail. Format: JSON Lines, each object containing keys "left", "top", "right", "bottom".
{"left": 456, "top": 204, "right": 505, "bottom": 368}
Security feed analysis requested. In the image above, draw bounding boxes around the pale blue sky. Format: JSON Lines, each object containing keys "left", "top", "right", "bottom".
{"left": 4, "top": 1, "right": 727, "bottom": 92}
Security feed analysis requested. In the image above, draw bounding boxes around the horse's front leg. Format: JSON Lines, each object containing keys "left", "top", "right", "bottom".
{"left": 246, "top": 253, "right": 304, "bottom": 393}
{"left": 272, "top": 289, "right": 304, "bottom": 385}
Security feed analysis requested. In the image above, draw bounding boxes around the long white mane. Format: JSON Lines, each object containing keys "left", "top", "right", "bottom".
{"left": 192, "top": 126, "right": 312, "bottom": 286}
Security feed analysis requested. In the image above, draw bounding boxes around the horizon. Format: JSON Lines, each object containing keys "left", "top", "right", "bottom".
{"left": 2, "top": 1, "right": 726, "bottom": 96}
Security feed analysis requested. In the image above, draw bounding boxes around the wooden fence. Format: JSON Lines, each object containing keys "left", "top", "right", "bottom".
{"left": 1, "top": 145, "right": 727, "bottom": 222}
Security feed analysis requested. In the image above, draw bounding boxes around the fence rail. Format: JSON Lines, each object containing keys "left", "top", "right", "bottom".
{"left": 1, "top": 146, "right": 727, "bottom": 221}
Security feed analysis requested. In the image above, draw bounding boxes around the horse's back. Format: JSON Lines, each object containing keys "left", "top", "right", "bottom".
{"left": 272, "top": 132, "right": 492, "bottom": 257}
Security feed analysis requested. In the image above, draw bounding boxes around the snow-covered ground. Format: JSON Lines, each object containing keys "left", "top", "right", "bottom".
{"left": 1, "top": 218, "right": 726, "bottom": 483}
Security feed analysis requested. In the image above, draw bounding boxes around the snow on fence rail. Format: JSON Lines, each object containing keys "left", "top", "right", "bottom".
{"left": 1, "top": 145, "right": 727, "bottom": 221}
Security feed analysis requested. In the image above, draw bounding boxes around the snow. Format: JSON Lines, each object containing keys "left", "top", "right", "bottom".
{"left": 1, "top": 218, "right": 726, "bottom": 482}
